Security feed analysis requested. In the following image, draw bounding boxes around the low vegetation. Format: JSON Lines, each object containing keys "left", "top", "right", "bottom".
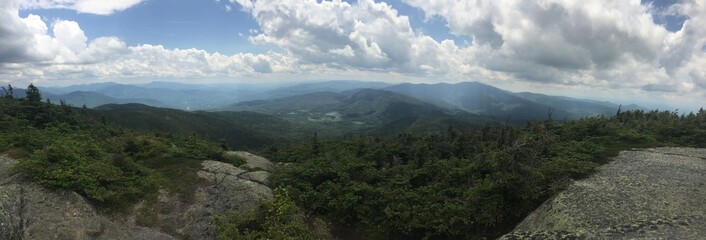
{"left": 266, "top": 108, "right": 706, "bottom": 239}
{"left": 1, "top": 84, "right": 230, "bottom": 206}
{"left": 215, "top": 187, "right": 332, "bottom": 240}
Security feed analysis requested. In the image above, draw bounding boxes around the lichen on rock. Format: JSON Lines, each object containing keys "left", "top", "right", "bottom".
{"left": 500, "top": 148, "right": 706, "bottom": 240}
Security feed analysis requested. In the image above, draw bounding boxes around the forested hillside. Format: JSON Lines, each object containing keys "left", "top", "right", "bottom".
{"left": 0, "top": 84, "right": 240, "bottom": 206}
{"left": 265, "top": 108, "right": 706, "bottom": 239}
{"left": 223, "top": 88, "right": 490, "bottom": 136}
{"left": 92, "top": 103, "right": 304, "bottom": 150}
{"left": 3, "top": 84, "right": 705, "bottom": 239}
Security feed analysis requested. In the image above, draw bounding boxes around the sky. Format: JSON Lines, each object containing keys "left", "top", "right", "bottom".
{"left": 0, "top": 0, "right": 705, "bottom": 110}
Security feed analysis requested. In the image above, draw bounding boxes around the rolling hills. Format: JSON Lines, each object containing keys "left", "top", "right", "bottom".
{"left": 92, "top": 103, "right": 305, "bottom": 149}
{"left": 384, "top": 82, "right": 571, "bottom": 122}
{"left": 221, "top": 88, "right": 491, "bottom": 135}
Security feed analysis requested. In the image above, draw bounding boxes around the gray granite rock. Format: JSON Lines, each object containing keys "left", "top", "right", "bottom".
{"left": 227, "top": 151, "right": 275, "bottom": 171}
{"left": 0, "top": 155, "right": 174, "bottom": 240}
{"left": 239, "top": 171, "right": 270, "bottom": 185}
{"left": 500, "top": 148, "right": 706, "bottom": 240}
{"left": 182, "top": 159, "right": 273, "bottom": 240}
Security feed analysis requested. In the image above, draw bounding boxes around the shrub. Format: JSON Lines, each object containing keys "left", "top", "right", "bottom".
{"left": 14, "top": 136, "right": 156, "bottom": 205}
{"left": 215, "top": 188, "right": 331, "bottom": 240}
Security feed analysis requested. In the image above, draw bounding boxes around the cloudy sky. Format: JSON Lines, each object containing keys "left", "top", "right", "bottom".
{"left": 1, "top": 0, "right": 705, "bottom": 109}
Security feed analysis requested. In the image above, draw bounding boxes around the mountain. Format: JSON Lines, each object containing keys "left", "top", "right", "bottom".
{"left": 35, "top": 80, "right": 645, "bottom": 121}
{"left": 40, "top": 82, "right": 122, "bottom": 94}
{"left": 39, "top": 80, "right": 391, "bottom": 111}
{"left": 242, "top": 80, "right": 392, "bottom": 101}
{"left": 222, "top": 88, "right": 490, "bottom": 135}
{"left": 385, "top": 82, "right": 570, "bottom": 123}
{"left": 43, "top": 91, "right": 163, "bottom": 108}
{"left": 41, "top": 82, "right": 260, "bottom": 110}
{"left": 93, "top": 84, "right": 251, "bottom": 110}
{"left": 93, "top": 104, "right": 305, "bottom": 149}
{"left": 512, "top": 92, "right": 617, "bottom": 118}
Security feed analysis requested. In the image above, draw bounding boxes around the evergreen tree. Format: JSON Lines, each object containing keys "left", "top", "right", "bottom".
{"left": 1, "top": 84, "right": 13, "bottom": 99}
{"left": 26, "top": 83, "right": 41, "bottom": 103}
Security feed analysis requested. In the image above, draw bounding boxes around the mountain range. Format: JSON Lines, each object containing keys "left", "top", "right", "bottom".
{"left": 34, "top": 80, "right": 640, "bottom": 122}
{"left": 222, "top": 88, "right": 489, "bottom": 135}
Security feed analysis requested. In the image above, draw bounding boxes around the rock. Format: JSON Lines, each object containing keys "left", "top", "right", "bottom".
{"left": 0, "top": 150, "right": 276, "bottom": 240}
{"left": 0, "top": 155, "right": 173, "bottom": 240}
{"left": 500, "top": 148, "right": 706, "bottom": 240}
{"left": 227, "top": 151, "right": 274, "bottom": 171}
{"left": 240, "top": 171, "right": 270, "bottom": 185}
{"left": 182, "top": 160, "right": 273, "bottom": 240}
{"left": 197, "top": 160, "right": 247, "bottom": 180}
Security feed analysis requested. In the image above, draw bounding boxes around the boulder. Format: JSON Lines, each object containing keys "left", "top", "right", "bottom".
{"left": 239, "top": 171, "right": 270, "bottom": 185}
{"left": 0, "top": 155, "right": 173, "bottom": 240}
{"left": 182, "top": 160, "right": 273, "bottom": 239}
{"left": 0, "top": 151, "right": 276, "bottom": 240}
{"left": 227, "top": 151, "right": 274, "bottom": 171}
{"left": 500, "top": 148, "right": 706, "bottom": 239}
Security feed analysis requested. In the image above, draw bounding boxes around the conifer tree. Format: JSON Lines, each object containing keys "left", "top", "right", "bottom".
{"left": 26, "top": 83, "right": 41, "bottom": 103}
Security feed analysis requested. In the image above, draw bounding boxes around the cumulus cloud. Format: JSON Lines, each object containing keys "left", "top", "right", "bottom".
{"left": 230, "top": 0, "right": 466, "bottom": 75}
{"left": 0, "top": 0, "right": 300, "bottom": 84}
{"left": 224, "top": 0, "right": 706, "bottom": 97}
{"left": 400, "top": 0, "right": 706, "bottom": 93}
{"left": 0, "top": 1, "right": 130, "bottom": 65}
{"left": 3, "top": 0, "right": 706, "bottom": 109}
{"left": 19, "top": 0, "right": 143, "bottom": 15}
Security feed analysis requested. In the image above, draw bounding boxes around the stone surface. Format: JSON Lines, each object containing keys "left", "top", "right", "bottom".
{"left": 0, "top": 155, "right": 174, "bottom": 240}
{"left": 183, "top": 159, "right": 273, "bottom": 240}
{"left": 500, "top": 148, "right": 706, "bottom": 240}
{"left": 0, "top": 151, "right": 275, "bottom": 240}
{"left": 239, "top": 171, "right": 270, "bottom": 185}
{"left": 228, "top": 151, "right": 275, "bottom": 171}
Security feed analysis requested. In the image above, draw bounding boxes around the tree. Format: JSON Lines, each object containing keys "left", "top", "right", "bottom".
{"left": 1, "top": 84, "right": 13, "bottom": 99}
{"left": 26, "top": 84, "right": 41, "bottom": 103}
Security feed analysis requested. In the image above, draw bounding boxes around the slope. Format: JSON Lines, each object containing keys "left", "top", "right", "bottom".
{"left": 222, "top": 88, "right": 490, "bottom": 136}
{"left": 43, "top": 91, "right": 163, "bottom": 108}
{"left": 93, "top": 103, "right": 303, "bottom": 149}
{"left": 513, "top": 92, "right": 643, "bottom": 118}
{"left": 385, "top": 82, "right": 569, "bottom": 123}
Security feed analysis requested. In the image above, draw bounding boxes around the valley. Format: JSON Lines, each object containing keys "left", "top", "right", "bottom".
{"left": 27, "top": 80, "right": 647, "bottom": 151}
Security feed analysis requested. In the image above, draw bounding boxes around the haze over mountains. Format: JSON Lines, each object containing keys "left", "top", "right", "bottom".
{"left": 38, "top": 80, "right": 641, "bottom": 121}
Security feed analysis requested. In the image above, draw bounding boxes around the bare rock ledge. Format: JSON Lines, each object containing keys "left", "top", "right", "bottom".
{"left": 500, "top": 147, "right": 706, "bottom": 240}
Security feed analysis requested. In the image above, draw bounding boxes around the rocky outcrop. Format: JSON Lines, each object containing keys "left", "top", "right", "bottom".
{"left": 228, "top": 151, "right": 275, "bottom": 171}
{"left": 181, "top": 159, "right": 273, "bottom": 239}
{"left": 0, "top": 155, "right": 174, "bottom": 240}
{"left": 0, "top": 152, "right": 275, "bottom": 240}
{"left": 501, "top": 148, "right": 706, "bottom": 240}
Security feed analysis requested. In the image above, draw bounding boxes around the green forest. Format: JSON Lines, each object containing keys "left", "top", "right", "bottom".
{"left": 0, "top": 84, "right": 243, "bottom": 206}
{"left": 2, "top": 84, "right": 705, "bottom": 239}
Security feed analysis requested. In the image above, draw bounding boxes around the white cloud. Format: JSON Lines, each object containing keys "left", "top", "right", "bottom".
{"left": 400, "top": 0, "right": 706, "bottom": 93}
{"left": 231, "top": 0, "right": 466, "bottom": 75}
{"left": 19, "top": 0, "right": 143, "bottom": 15}
{"left": 0, "top": 0, "right": 302, "bottom": 84}
{"left": 3, "top": 0, "right": 706, "bottom": 108}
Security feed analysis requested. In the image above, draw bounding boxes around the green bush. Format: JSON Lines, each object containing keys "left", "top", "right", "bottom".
{"left": 15, "top": 136, "right": 156, "bottom": 205}
{"left": 215, "top": 188, "right": 331, "bottom": 240}
{"left": 268, "top": 109, "right": 706, "bottom": 239}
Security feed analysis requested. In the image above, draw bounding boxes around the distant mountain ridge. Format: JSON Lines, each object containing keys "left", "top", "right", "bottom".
{"left": 39, "top": 80, "right": 391, "bottom": 110}
{"left": 385, "top": 82, "right": 572, "bottom": 122}
{"left": 92, "top": 103, "right": 303, "bottom": 149}
{"left": 384, "top": 82, "right": 646, "bottom": 122}
{"left": 513, "top": 92, "right": 643, "bottom": 118}
{"left": 222, "top": 88, "right": 490, "bottom": 135}
{"left": 35, "top": 80, "right": 644, "bottom": 123}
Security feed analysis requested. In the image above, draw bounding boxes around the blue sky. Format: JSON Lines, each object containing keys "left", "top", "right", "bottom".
{"left": 18, "top": 0, "right": 469, "bottom": 55}
{"left": 2, "top": 0, "right": 705, "bottom": 109}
